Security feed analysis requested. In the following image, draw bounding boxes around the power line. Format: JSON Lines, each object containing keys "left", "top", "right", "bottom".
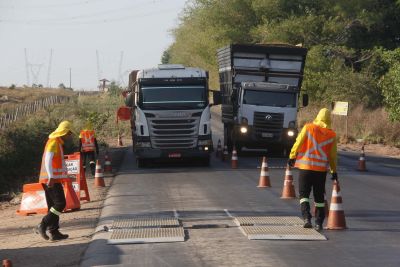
{"left": 0, "top": 0, "right": 166, "bottom": 24}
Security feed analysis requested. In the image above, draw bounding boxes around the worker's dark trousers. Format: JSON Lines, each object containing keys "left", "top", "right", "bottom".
{"left": 299, "top": 169, "right": 326, "bottom": 224}
{"left": 41, "top": 183, "right": 66, "bottom": 233}
{"left": 82, "top": 151, "right": 96, "bottom": 176}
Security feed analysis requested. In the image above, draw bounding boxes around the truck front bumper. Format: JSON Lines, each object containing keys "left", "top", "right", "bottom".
{"left": 234, "top": 125, "right": 297, "bottom": 148}
{"left": 135, "top": 148, "right": 211, "bottom": 159}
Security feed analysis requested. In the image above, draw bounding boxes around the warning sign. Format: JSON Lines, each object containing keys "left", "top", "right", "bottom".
{"left": 66, "top": 160, "right": 80, "bottom": 175}
{"left": 332, "top": 101, "right": 349, "bottom": 116}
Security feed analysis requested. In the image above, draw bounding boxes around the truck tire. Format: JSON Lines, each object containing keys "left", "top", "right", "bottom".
{"left": 136, "top": 158, "right": 146, "bottom": 168}
{"left": 202, "top": 156, "right": 210, "bottom": 167}
{"left": 224, "top": 124, "right": 233, "bottom": 153}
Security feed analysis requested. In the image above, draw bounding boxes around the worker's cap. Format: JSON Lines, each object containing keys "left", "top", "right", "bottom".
{"left": 49, "top": 120, "right": 77, "bottom": 138}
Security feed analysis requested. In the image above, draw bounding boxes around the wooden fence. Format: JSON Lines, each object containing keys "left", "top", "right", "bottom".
{"left": 0, "top": 95, "right": 70, "bottom": 129}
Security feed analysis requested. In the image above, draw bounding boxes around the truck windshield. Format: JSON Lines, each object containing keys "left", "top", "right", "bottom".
{"left": 140, "top": 85, "right": 207, "bottom": 110}
{"left": 242, "top": 89, "right": 296, "bottom": 107}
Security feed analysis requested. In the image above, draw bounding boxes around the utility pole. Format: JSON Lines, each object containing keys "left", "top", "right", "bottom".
{"left": 46, "top": 49, "right": 53, "bottom": 88}
{"left": 69, "top": 68, "right": 72, "bottom": 89}
{"left": 24, "top": 48, "right": 30, "bottom": 86}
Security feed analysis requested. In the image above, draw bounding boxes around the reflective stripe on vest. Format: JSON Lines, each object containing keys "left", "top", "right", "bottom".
{"left": 295, "top": 124, "right": 335, "bottom": 172}
{"left": 81, "top": 130, "right": 95, "bottom": 152}
{"left": 39, "top": 138, "right": 68, "bottom": 182}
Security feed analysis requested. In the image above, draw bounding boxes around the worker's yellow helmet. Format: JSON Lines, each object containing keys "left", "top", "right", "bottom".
{"left": 49, "top": 120, "right": 76, "bottom": 138}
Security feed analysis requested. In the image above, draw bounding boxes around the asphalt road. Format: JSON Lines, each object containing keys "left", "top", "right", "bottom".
{"left": 80, "top": 112, "right": 400, "bottom": 267}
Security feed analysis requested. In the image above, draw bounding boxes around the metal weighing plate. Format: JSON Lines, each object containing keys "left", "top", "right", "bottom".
{"left": 234, "top": 216, "right": 304, "bottom": 226}
{"left": 241, "top": 225, "right": 327, "bottom": 240}
{"left": 111, "top": 217, "right": 180, "bottom": 229}
{"left": 108, "top": 227, "right": 185, "bottom": 244}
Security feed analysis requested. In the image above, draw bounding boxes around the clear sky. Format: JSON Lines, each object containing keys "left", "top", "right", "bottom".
{"left": 0, "top": 0, "right": 187, "bottom": 90}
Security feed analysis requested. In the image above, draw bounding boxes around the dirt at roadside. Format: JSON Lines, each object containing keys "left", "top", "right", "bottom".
{"left": 338, "top": 143, "right": 400, "bottom": 159}
{"left": 0, "top": 146, "right": 127, "bottom": 267}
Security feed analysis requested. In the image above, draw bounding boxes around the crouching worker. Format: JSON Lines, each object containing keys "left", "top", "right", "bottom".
{"left": 35, "top": 121, "right": 75, "bottom": 241}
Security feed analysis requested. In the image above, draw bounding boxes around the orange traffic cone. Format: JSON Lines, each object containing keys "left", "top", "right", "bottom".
{"left": 231, "top": 147, "right": 238, "bottom": 169}
{"left": 94, "top": 160, "right": 105, "bottom": 187}
{"left": 358, "top": 145, "right": 367, "bottom": 171}
{"left": 326, "top": 181, "right": 347, "bottom": 230}
{"left": 216, "top": 139, "right": 222, "bottom": 158}
{"left": 104, "top": 152, "right": 113, "bottom": 173}
{"left": 2, "top": 259, "right": 12, "bottom": 267}
{"left": 257, "top": 156, "right": 271, "bottom": 188}
{"left": 118, "top": 133, "right": 123, "bottom": 146}
{"left": 281, "top": 165, "right": 296, "bottom": 199}
{"left": 222, "top": 145, "right": 228, "bottom": 162}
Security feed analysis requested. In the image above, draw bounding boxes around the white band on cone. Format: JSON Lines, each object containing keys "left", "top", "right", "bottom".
{"left": 285, "top": 170, "right": 292, "bottom": 175}
{"left": 329, "top": 203, "right": 343, "bottom": 211}
{"left": 262, "top": 162, "right": 268, "bottom": 168}
{"left": 260, "top": 171, "right": 269, "bottom": 176}
{"left": 284, "top": 180, "right": 293, "bottom": 185}
{"left": 232, "top": 156, "right": 238, "bottom": 160}
{"left": 332, "top": 190, "right": 341, "bottom": 197}
{"left": 359, "top": 157, "right": 365, "bottom": 160}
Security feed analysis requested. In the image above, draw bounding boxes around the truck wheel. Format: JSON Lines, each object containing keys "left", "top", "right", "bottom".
{"left": 224, "top": 125, "right": 233, "bottom": 153}
{"left": 202, "top": 156, "right": 210, "bottom": 167}
{"left": 136, "top": 158, "right": 146, "bottom": 168}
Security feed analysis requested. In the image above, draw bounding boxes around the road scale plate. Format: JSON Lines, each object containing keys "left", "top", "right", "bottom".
{"left": 234, "top": 216, "right": 304, "bottom": 226}
{"left": 234, "top": 216, "right": 326, "bottom": 241}
{"left": 241, "top": 225, "right": 326, "bottom": 240}
{"left": 111, "top": 217, "right": 180, "bottom": 229}
{"left": 108, "top": 227, "right": 185, "bottom": 244}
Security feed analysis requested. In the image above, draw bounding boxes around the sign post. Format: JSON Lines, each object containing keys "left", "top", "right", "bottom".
{"left": 332, "top": 101, "right": 349, "bottom": 139}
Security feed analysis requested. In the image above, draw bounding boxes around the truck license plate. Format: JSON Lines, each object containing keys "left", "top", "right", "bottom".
{"left": 168, "top": 153, "right": 181, "bottom": 158}
{"left": 262, "top": 132, "right": 274, "bottom": 138}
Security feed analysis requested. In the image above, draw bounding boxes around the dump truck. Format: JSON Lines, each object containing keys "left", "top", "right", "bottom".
{"left": 125, "top": 64, "right": 214, "bottom": 167}
{"left": 217, "top": 44, "right": 308, "bottom": 155}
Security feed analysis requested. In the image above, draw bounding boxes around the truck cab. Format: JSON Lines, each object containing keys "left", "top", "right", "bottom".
{"left": 217, "top": 44, "right": 308, "bottom": 155}
{"left": 128, "top": 64, "right": 213, "bottom": 167}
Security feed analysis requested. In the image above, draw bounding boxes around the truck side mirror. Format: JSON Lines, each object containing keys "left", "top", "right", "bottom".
{"left": 212, "top": 90, "right": 222, "bottom": 105}
{"left": 302, "top": 94, "right": 309, "bottom": 107}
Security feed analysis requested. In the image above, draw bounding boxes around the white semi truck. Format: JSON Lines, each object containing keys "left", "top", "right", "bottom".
{"left": 217, "top": 44, "right": 308, "bottom": 155}
{"left": 125, "top": 64, "right": 214, "bottom": 167}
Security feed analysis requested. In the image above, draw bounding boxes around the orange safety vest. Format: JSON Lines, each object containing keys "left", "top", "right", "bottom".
{"left": 295, "top": 123, "right": 336, "bottom": 172}
{"left": 39, "top": 137, "right": 68, "bottom": 183}
{"left": 80, "top": 130, "right": 95, "bottom": 152}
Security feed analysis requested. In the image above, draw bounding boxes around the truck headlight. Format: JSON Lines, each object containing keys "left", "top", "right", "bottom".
{"left": 240, "top": 126, "right": 248, "bottom": 134}
{"left": 287, "top": 130, "right": 295, "bottom": 137}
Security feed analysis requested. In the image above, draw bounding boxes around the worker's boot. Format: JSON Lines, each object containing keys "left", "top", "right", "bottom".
{"left": 50, "top": 229, "right": 69, "bottom": 241}
{"left": 34, "top": 223, "right": 49, "bottom": 240}
{"left": 301, "top": 202, "right": 312, "bottom": 228}
{"left": 314, "top": 207, "right": 325, "bottom": 231}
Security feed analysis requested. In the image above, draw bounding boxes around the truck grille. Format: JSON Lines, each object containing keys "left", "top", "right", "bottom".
{"left": 147, "top": 116, "right": 199, "bottom": 149}
{"left": 254, "top": 112, "right": 284, "bottom": 139}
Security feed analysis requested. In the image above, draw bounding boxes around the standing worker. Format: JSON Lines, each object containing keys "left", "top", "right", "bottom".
{"left": 79, "top": 121, "right": 99, "bottom": 176}
{"left": 287, "top": 108, "right": 338, "bottom": 231}
{"left": 35, "top": 121, "right": 75, "bottom": 241}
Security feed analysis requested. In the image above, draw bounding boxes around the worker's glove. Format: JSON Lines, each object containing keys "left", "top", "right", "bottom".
{"left": 46, "top": 179, "right": 54, "bottom": 188}
{"left": 331, "top": 172, "right": 338, "bottom": 181}
{"left": 287, "top": 158, "right": 296, "bottom": 167}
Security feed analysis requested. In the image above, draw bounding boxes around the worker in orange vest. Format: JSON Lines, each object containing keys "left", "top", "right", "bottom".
{"left": 79, "top": 122, "right": 99, "bottom": 176}
{"left": 287, "top": 108, "right": 338, "bottom": 231}
{"left": 35, "top": 121, "right": 75, "bottom": 241}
